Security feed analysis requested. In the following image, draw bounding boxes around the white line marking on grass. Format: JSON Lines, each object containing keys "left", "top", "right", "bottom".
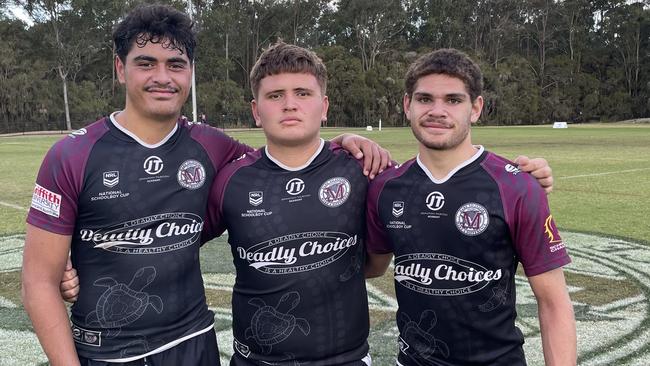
{"left": 0, "top": 202, "right": 27, "bottom": 211}
{"left": 559, "top": 167, "right": 650, "bottom": 180}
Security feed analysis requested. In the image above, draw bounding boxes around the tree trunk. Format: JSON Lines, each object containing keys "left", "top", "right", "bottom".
{"left": 225, "top": 33, "right": 229, "bottom": 81}
{"left": 60, "top": 67, "right": 71, "bottom": 131}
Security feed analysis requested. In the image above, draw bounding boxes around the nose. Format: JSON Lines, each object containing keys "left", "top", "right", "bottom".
{"left": 426, "top": 100, "right": 447, "bottom": 118}
{"left": 151, "top": 64, "right": 172, "bottom": 85}
{"left": 282, "top": 94, "right": 298, "bottom": 111}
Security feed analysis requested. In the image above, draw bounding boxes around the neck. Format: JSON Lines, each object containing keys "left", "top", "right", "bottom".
{"left": 266, "top": 138, "right": 322, "bottom": 168}
{"left": 114, "top": 108, "right": 178, "bottom": 145}
{"left": 417, "top": 140, "right": 478, "bottom": 180}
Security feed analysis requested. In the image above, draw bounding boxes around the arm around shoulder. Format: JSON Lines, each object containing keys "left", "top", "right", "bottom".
{"left": 22, "top": 224, "right": 80, "bottom": 366}
{"left": 528, "top": 267, "right": 576, "bottom": 366}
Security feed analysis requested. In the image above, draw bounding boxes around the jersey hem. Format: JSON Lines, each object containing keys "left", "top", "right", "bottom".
{"left": 95, "top": 323, "right": 215, "bottom": 363}
{"left": 25, "top": 214, "right": 74, "bottom": 236}
{"left": 524, "top": 255, "right": 572, "bottom": 277}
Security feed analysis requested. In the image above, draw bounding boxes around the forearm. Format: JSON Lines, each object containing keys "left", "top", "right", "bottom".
{"left": 23, "top": 281, "right": 80, "bottom": 365}
{"left": 538, "top": 299, "right": 576, "bottom": 365}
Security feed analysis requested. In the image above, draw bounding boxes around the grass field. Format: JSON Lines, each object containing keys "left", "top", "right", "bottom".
{"left": 0, "top": 124, "right": 649, "bottom": 365}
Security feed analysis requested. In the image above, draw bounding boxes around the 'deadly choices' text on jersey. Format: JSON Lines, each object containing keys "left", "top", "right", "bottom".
{"left": 26, "top": 115, "right": 251, "bottom": 361}
{"left": 366, "top": 147, "right": 571, "bottom": 366}
{"left": 204, "top": 140, "right": 370, "bottom": 365}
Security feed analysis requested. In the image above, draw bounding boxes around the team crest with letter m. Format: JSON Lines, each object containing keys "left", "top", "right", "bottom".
{"left": 177, "top": 160, "right": 206, "bottom": 190}
{"left": 318, "top": 177, "right": 351, "bottom": 207}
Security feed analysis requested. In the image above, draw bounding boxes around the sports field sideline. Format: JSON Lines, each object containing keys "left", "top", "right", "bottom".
{"left": 1, "top": 124, "right": 649, "bottom": 365}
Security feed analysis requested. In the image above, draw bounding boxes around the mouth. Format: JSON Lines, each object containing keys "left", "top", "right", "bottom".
{"left": 280, "top": 117, "right": 302, "bottom": 124}
{"left": 145, "top": 86, "right": 178, "bottom": 98}
{"left": 421, "top": 120, "right": 452, "bottom": 130}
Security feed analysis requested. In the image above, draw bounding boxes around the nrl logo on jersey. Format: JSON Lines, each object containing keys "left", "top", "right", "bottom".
{"left": 394, "top": 252, "right": 502, "bottom": 296}
{"left": 102, "top": 171, "right": 119, "bottom": 188}
{"left": 392, "top": 201, "right": 404, "bottom": 217}
{"left": 455, "top": 202, "right": 489, "bottom": 236}
{"left": 249, "top": 191, "right": 263, "bottom": 206}
{"left": 236, "top": 231, "right": 358, "bottom": 275}
{"left": 318, "top": 177, "right": 350, "bottom": 207}
{"left": 177, "top": 160, "right": 206, "bottom": 190}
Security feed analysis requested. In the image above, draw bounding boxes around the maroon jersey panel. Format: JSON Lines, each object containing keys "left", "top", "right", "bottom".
{"left": 27, "top": 120, "right": 109, "bottom": 234}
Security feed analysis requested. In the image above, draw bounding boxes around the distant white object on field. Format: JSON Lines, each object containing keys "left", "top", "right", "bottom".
{"left": 553, "top": 122, "right": 568, "bottom": 128}
{"left": 366, "top": 125, "right": 373, "bottom": 131}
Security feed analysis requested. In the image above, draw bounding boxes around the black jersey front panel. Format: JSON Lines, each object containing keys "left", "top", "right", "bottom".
{"left": 215, "top": 142, "right": 370, "bottom": 365}
{"left": 366, "top": 150, "right": 570, "bottom": 366}
{"left": 27, "top": 117, "right": 251, "bottom": 360}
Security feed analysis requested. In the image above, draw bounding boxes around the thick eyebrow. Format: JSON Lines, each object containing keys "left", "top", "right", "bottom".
{"left": 413, "top": 91, "right": 468, "bottom": 100}
{"left": 132, "top": 55, "right": 157, "bottom": 63}
{"left": 131, "top": 55, "right": 188, "bottom": 65}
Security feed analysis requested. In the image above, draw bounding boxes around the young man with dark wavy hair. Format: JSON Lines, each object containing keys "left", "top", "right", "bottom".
{"left": 22, "top": 5, "right": 389, "bottom": 365}
{"left": 366, "top": 49, "right": 576, "bottom": 366}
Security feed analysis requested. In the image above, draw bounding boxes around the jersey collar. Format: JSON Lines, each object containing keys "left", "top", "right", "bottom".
{"left": 264, "top": 139, "right": 325, "bottom": 171}
{"left": 109, "top": 111, "right": 178, "bottom": 149}
{"left": 416, "top": 145, "right": 485, "bottom": 184}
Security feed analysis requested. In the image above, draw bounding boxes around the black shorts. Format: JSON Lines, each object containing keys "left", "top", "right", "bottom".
{"left": 79, "top": 329, "right": 220, "bottom": 366}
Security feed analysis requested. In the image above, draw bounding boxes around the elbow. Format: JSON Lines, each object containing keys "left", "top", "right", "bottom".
{"left": 364, "top": 267, "right": 387, "bottom": 279}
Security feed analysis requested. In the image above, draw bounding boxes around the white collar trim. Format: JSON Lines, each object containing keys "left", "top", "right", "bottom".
{"left": 110, "top": 111, "right": 178, "bottom": 149}
{"left": 265, "top": 139, "right": 325, "bottom": 171}
{"left": 416, "top": 145, "right": 485, "bottom": 184}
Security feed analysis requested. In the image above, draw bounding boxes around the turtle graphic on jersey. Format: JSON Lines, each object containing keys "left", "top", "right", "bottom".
{"left": 478, "top": 272, "right": 510, "bottom": 312}
{"left": 86, "top": 266, "right": 163, "bottom": 338}
{"left": 245, "top": 291, "right": 310, "bottom": 353}
{"left": 398, "top": 310, "right": 449, "bottom": 363}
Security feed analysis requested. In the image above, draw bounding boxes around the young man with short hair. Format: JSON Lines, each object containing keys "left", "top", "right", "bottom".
{"left": 23, "top": 5, "right": 388, "bottom": 366}
{"left": 203, "top": 42, "right": 373, "bottom": 365}
{"left": 365, "top": 48, "right": 576, "bottom": 366}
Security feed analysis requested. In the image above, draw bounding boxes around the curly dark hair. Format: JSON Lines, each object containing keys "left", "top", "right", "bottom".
{"left": 113, "top": 4, "right": 196, "bottom": 62}
{"left": 250, "top": 42, "right": 327, "bottom": 98}
{"left": 404, "top": 48, "right": 483, "bottom": 102}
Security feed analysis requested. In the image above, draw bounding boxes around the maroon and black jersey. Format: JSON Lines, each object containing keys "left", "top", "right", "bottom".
{"left": 27, "top": 114, "right": 251, "bottom": 361}
{"left": 367, "top": 147, "right": 570, "bottom": 366}
{"left": 204, "top": 140, "right": 371, "bottom": 365}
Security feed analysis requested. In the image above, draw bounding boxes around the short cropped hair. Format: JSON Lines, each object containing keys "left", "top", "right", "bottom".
{"left": 113, "top": 4, "right": 196, "bottom": 62}
{"left": 250, "top": 42, "right": 327, "bottom": 98}
{"left": 405, "top": 48, "right": 483, "bottom": 102}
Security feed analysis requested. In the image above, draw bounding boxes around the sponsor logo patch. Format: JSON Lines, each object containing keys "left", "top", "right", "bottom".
{"left": 68, "top": 128, "right": 87, "bottom": 138}
{"left": 102, "top": 171, "right": 119, "bottom": 188}
{"left": 236, "top": 231, "right": 358, "bottom": 274}
{"left": 505, "top": 164, "right": 522, "bottom": 175}
{"left": 425, "top": 192, "right": 445, "bottom": 211}
{"left": 71, "top": 323, "right": 101, "bottom": 347}
{"left": 544, "top": 214, "right": 566, "bottom": 252}
{"left": 249, "top": 191, "right": 263, "bottom": 206}
{"left": 285, "top": 178, "right": 305, "bottom": 196}
{"left": 78, "top": 212, "right": 203, "bottom": 254}
{"left": 394, "top": 252, "right": 502, "bottom": 296}
{"left": 318, "top": 177, "right": 350, "bottom": 207}
{"left": 455, "top": 202, "right": 489, "bottom": 236}
{"left": 177, "top": 160, "right": 206, "bottom": 190}
{"left": 30, "top": 184, "right": 61, "bottom": 218}
{"left": 143, "top": 156, "right": 164, "bottom": 175}
{"left": 234, "top": 338, "right": 251, "bottom": 358}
